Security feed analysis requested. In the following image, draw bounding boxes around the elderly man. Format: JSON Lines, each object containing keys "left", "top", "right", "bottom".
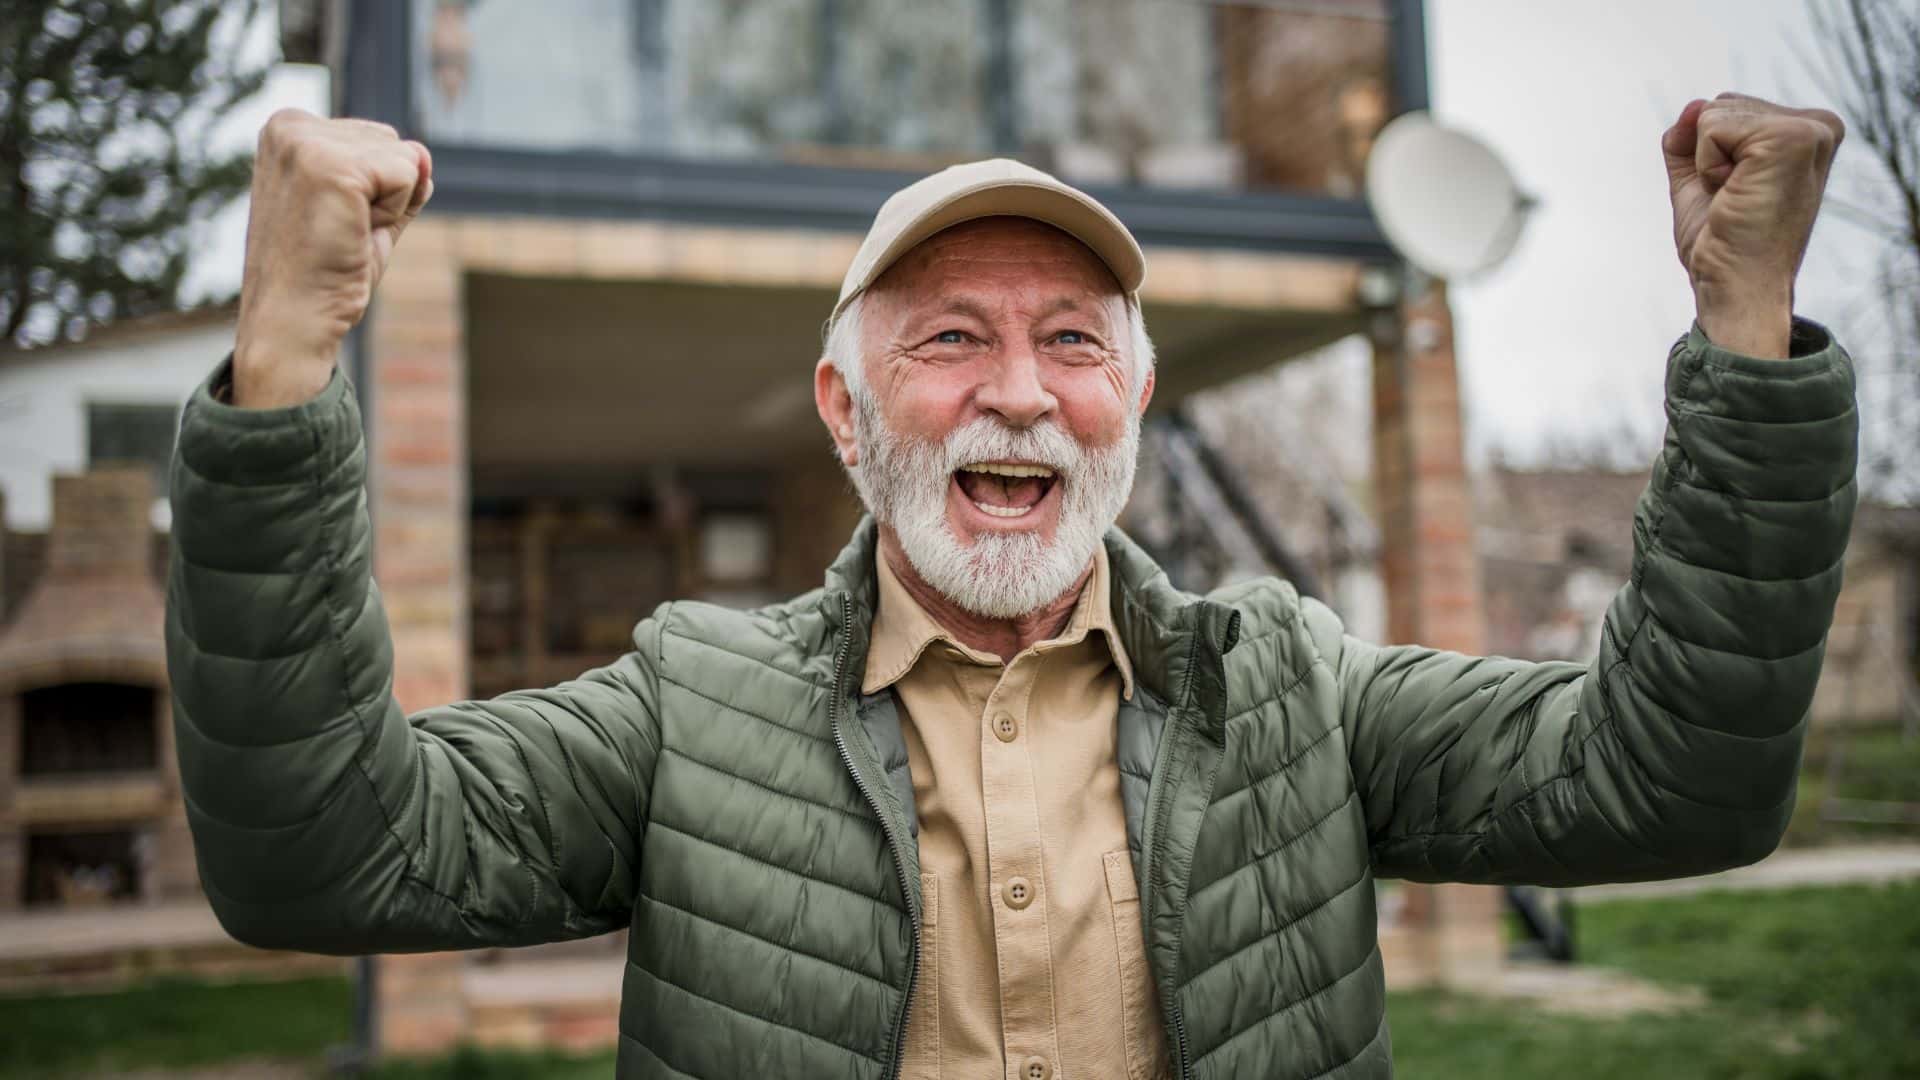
{"left": 168, "top": 94, "right": 1854, "bottom": 1080}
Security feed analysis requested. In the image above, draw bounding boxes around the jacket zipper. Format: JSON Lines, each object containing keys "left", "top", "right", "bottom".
{"left": 1154, "top": 614, "right": 1234, "bottom": 1080}
{"left": 828, "top": 592, "right": 921, "bottom": 1080}
{"left": 1143, "top": 722, "right": 1194, "bottom": 1080}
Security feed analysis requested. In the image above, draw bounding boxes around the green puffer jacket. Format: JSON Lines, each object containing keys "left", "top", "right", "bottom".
{"left": 166, "top": 320, "right": 1856, "bottom": 1079}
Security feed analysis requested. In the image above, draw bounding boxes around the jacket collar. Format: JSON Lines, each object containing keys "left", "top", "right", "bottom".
{"left": 822, "top": 518, "right": 1240, "bottom": 734}
{"left": 860, "top": 540, "right": 1136, "bottom": 699}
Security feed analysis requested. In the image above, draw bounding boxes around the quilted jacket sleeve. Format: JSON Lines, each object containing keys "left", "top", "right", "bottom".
{"left": 1309, "top": 319, "right": 1856, "bottom": 886}
{"left": 165, "top": 356, "right": 661, "bottom": 954}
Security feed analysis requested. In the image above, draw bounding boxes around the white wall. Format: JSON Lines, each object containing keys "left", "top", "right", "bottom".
{"left": 0, "top": 321, "right": 234, "bottom": 531}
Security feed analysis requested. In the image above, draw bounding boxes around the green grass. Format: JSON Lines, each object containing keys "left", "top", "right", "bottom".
{"left": 1815, "top": 727, "right": 1920, "bottom": 804}
{"left": 1393, "top": 880, "right": 1920, "bottom": 1080}
{"left": 367, "top": 1046, "right": 615, "bottom": 1079}
{"left": 1785, "top": 727, "right": 1920, "bottom": 846}
{"left": 1388, "top": 989, "right": 1815, "bottom": 1079}
{"left": 0, "top": 975, "right": 350, "bottom": 1079}
{"left": 3, "top": 882, "right": 1915, "bottom": 1078}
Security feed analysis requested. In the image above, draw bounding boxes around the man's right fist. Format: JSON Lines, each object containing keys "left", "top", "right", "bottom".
{"left": 233, "top": 110, "right": 432, "bottom": 408}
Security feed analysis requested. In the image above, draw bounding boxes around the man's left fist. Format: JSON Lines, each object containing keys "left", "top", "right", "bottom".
{"left": 1663, "top": 93, "right": 1843, "bottom": 359}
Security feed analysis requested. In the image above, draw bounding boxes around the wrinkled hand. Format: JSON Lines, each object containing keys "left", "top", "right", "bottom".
{"left": 234, "top": 110, "right": 433, "bottom": 408}
{"left": 1663, "top": 93, "right": 1842, "bottom": 359}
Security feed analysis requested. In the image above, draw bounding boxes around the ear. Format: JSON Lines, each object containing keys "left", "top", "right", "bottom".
{"left": 815, "top": 358, "right": 860, "bottom": 467}
{"left": 1135, "top": 364, "right": 1156, "bottom": 416}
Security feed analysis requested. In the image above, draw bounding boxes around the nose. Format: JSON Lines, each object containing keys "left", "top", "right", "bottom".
{"left": 974, "top": 339, "right": 1056, "bottom": 428}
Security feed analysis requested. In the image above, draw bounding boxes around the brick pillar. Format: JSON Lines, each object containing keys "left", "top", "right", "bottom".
{"left": 1369, "top": 281, "right": 1503, "bottom": 988}
{"left": 365, "top": 219, "right": 472, "bottom": 1055}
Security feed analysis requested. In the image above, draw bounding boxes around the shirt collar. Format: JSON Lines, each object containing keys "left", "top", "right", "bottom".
{"left": 862, "top": 543, "right": 1136, "bottom": 700}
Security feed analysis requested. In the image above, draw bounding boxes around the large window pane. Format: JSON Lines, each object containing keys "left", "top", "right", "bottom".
{"left": 412, "top": 0, "right": 1389, "bottom": 195}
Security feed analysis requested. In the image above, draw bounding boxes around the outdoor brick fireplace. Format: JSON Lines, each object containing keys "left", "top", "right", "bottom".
{"left": 0, "top": 469, "right": 196, "bottom": 910}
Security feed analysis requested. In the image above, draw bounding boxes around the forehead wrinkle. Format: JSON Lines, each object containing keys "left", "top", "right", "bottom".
{"left": 1032, "top": 294, "right": 1116, "bottom": 322}
{"left": 901, "top": 291, "right": 1110, "bottom": 326}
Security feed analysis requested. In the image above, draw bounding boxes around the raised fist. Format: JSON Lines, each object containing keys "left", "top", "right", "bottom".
{"left": 233, "top": 110, "right": 433, "bottom": 408}
{"left": 1662, "top": 93, "right": 1843, "bottom": 359}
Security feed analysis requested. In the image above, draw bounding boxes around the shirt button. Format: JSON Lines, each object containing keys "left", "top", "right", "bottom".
{"left": 1002, "top": 875, "right": 1034, "bottom": 910}
{"left": 992, "top": 711, "right": 1019, "bottom": 742}
{"left": 1020, "top": 1055, "right": 1051, "bottom": 1080}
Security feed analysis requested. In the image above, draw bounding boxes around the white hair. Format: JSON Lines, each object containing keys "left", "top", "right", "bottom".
{"left": 821, "top": 291, "right": 1156, "bottom": 402}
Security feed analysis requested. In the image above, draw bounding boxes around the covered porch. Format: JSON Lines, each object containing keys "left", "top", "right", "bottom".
{"left": 356, "top": 211, "right": 1492, "bottom": 1053}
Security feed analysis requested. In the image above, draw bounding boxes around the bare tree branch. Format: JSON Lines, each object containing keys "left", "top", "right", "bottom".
{"left": 1807, "top": 0, "right": 1920, "bottom": 501}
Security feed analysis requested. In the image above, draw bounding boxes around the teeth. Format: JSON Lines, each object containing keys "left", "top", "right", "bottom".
{"left": 972, "top": 501, "right": 1035, "bottom": 518}
{"left": 961, "top": 462, "right": 1055, "bottom": 478}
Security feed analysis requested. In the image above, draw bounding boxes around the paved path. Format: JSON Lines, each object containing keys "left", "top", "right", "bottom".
{"left": 1570, "top": 842, "right": 1920, "bottom": 902}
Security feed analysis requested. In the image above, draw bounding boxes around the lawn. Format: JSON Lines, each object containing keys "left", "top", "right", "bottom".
{"left": 1392, "top": 880, "right": 1920, "bottom": 1079}
{"left": 1784, "top": 725, "right": 1920, "bottom": 846}
{"left": 0, "top": 975, "right": 351, "bottom": 1078}
{"left": 2, "top": 881, "right": 1915, "bottom": 1078}
{"left": 368, "top": 1047, "right": 616, "bottom": 1079}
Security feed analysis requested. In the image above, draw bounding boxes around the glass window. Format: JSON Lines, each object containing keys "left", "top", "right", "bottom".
{"left": 86, "top": 402, "right": 178, "bottom": 498}
{"left": 411, "top": 0, "right": 1390, "bottom": 196}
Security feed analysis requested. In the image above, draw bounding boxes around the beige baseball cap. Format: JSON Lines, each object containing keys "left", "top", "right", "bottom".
{"left": 832, "top": 157, "right": 1146, "bottom": 321}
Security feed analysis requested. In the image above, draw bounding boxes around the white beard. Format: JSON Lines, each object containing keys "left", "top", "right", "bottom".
{"left": 848, "top": 396, "right": 1140, "bottom": 619}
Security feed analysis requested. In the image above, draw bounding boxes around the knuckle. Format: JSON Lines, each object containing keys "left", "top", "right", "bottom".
{"left": 281, "top": 130, "right": 323, "bottom": 172}
{"left": 1792, "top": 115, "right": 1836, "bottom": 154}
{"left": 259, "top": 107, "right": 307, "bottom": 148}
{"left": 265, "top": 106, "right": 309, "bottom": 131}
{"left": 343, "top": 117, "right": 399, "bottom": 141}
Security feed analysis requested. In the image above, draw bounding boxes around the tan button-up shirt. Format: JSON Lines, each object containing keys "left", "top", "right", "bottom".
{"left": 864, "top": 546, "right": 1170, "bottom": 1080}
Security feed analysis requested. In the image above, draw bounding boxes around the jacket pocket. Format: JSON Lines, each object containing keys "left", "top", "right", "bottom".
{"left": 904, "top": 872, "right": 940, "bottom": 1080}
{"left": 1105, "top": 850, "right": 1171, "bottom": 1080}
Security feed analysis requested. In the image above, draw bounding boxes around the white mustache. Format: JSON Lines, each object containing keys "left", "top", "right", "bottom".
{"left": 935, "top": 417, "right": 1088, "bottom": 479}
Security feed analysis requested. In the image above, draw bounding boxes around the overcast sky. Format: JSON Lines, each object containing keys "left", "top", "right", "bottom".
{"left": 185, "top": 1, "right": 1897, "bottom": 467}
{"left": 1428, "top": 0, "right": 1894, "bottom": 464}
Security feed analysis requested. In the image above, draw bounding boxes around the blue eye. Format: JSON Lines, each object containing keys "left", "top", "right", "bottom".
{"left": 936, "top": 330, "right": 966, "bottom": 344}
{"left": 1057, "top": 331, "right": 1086, "bottom": 345}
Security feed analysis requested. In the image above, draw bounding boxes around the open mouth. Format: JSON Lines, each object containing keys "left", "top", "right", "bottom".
{"left": 953, "top": 461, "right": 1059, "bottom": 519}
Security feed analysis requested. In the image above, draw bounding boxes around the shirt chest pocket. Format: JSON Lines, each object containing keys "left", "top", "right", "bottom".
{"left": 1105, "top": 850, "right": 1172, "bottom": 1080}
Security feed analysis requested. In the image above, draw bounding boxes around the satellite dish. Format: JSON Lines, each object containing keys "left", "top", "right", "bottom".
{"left": 1366, "top": 112, "right": 1535, "bottom": 280}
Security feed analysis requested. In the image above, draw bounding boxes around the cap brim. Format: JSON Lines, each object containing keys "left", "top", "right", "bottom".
{"left": 833, "top": 180, "right": 1145, "bottom": 321}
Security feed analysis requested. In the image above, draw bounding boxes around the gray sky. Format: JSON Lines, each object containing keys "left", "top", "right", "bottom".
{"left": 1429, "top": 0, "right": 1894, "bottom": 464}
{"left": 186, "top": 1, "right": 1897, "bottom": 468}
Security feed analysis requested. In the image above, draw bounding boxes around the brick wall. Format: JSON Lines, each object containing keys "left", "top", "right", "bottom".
{"left": 1368, "top": 282, "right": 1502, "bottom": 988}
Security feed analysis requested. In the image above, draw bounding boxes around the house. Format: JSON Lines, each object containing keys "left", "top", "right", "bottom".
{"left": 0, "top": 0, "right": 1506, "bottom": 1052}
{"left": 294, "top": 0, "right": 1504, "bottom": 1052}
{"left": 1477, "top": 464, "right": 1919, "bottom": 733}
